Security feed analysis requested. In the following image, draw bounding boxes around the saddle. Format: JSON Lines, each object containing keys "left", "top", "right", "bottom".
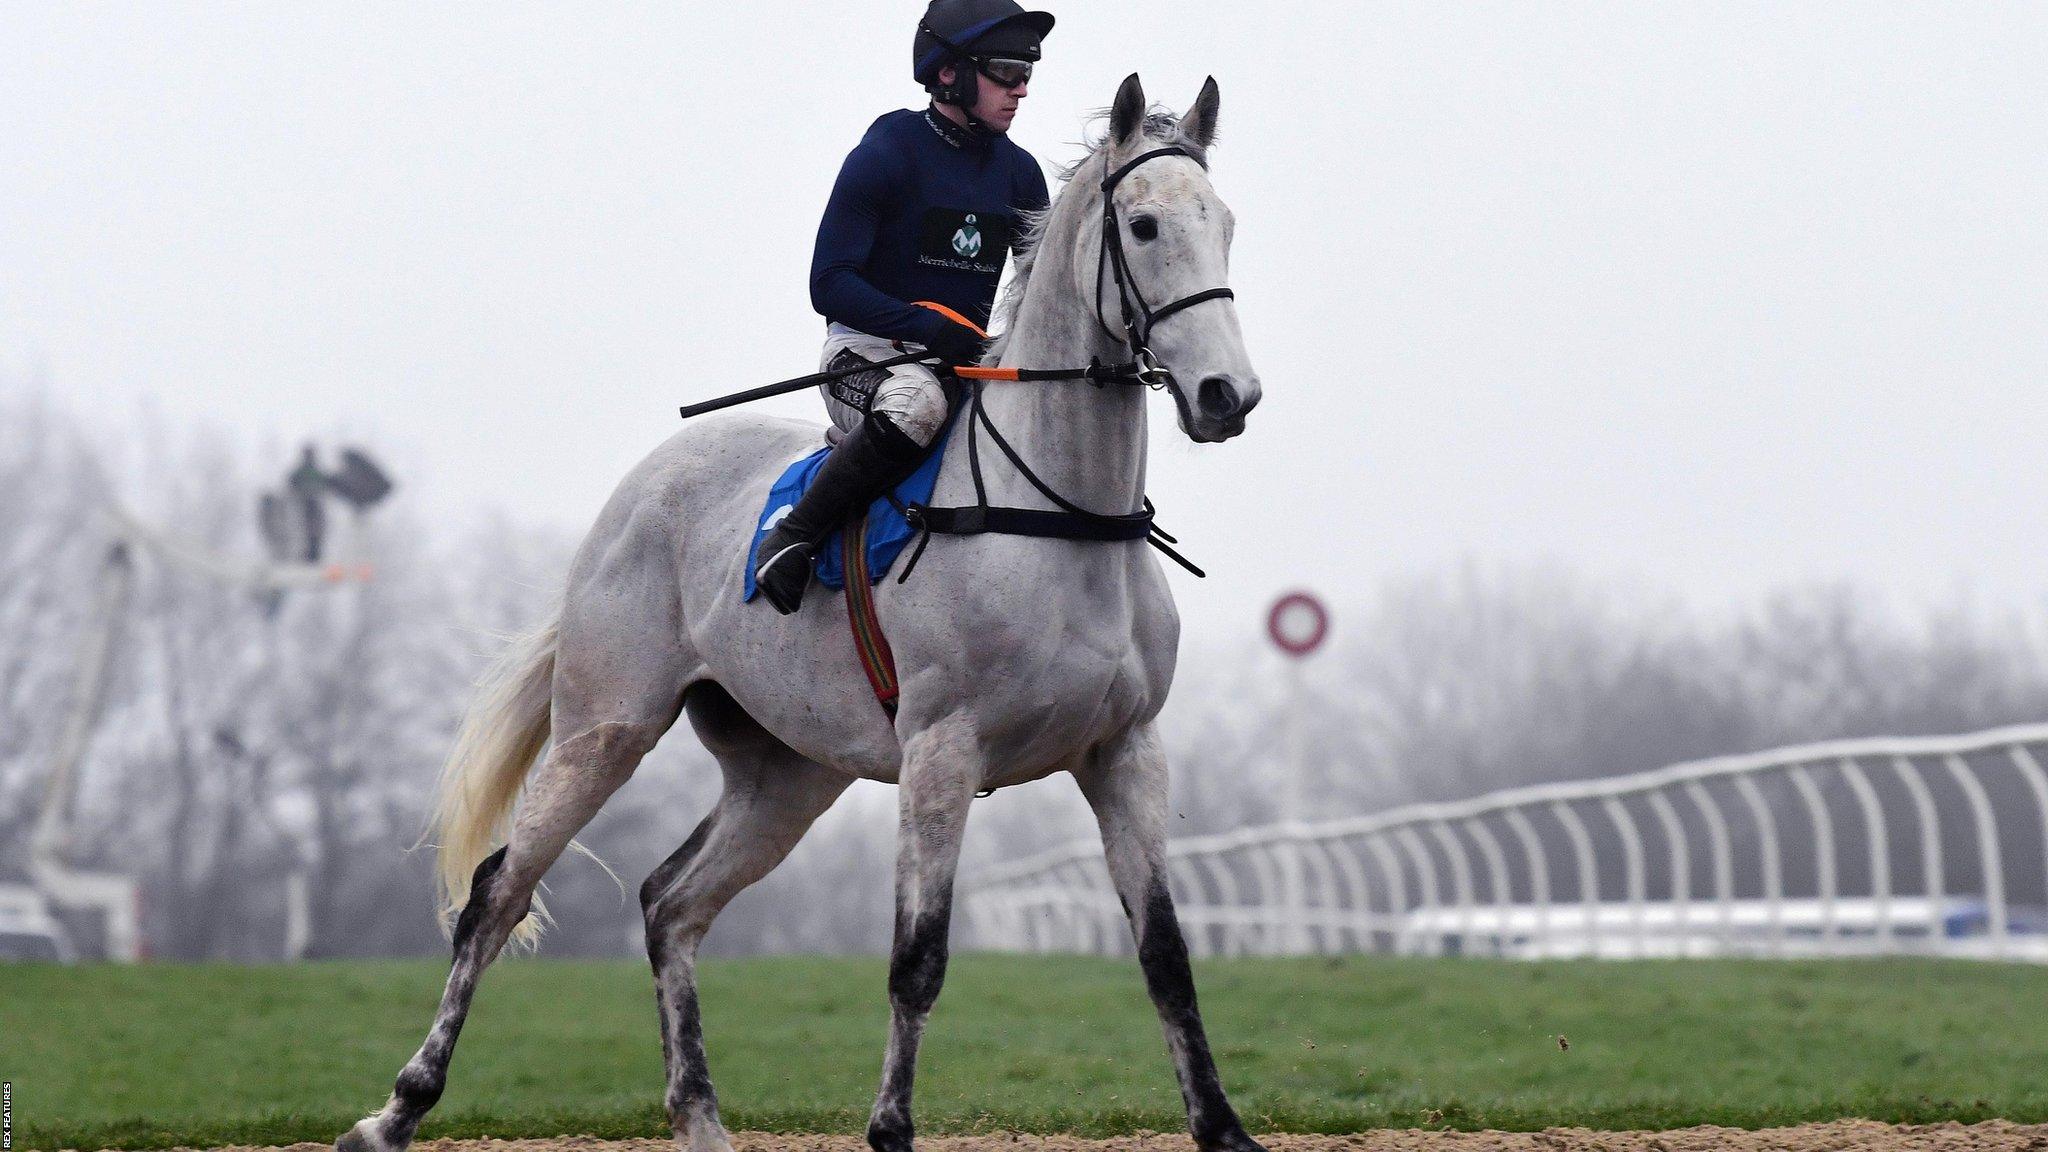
{"left": 741, "top": 414, "right": 954, "bottom": 603}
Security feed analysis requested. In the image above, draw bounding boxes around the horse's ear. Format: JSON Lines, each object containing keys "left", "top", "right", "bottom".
{"left": 1182, "top": 76, "right": 1221, "bottom": 150}
{"left": 1110, "top": 73, "right": 1146, "bottom": 146}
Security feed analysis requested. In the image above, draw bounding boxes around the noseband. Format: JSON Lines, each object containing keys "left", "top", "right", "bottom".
{"left": 1093, "top": 145, "right": 1237, "bottom": 388}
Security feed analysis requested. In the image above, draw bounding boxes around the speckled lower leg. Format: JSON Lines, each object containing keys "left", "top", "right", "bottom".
{"left": 867, "top": 716, "right": 982, "bottom": 1152}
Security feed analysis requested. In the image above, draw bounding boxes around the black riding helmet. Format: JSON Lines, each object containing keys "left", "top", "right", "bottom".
{"left": 914, "top": 0, "right": 1055, "bottom": 111}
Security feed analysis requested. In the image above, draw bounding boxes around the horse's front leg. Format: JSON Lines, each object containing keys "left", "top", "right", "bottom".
{"left": 1076, "top": 724, "right": 1267, "bottom": 1152}
{"left": 866, "top": 714, "right": 981, "bottom": 1152}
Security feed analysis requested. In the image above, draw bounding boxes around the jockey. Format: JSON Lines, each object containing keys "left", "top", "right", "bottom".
{"left": 753, "top": 0, "right": 1055, "bottom": 614}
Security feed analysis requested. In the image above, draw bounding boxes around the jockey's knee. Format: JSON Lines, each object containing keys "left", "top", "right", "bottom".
{"left": 869, "top": 386, "right": 950, "bottom": 451}
{"left": 865, "top": 410, "right": 931, "bottom": 463}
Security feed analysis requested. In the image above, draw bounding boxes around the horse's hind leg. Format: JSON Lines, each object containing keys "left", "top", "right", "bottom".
{"left": 338, "top": 727, "right": 663, "bottom": 1152}
{"left": 1075, "top": 724, "right": 1267, "bottom": 1152}
{"left": 339, "top": 592, "right": 691, "bottom": 1152}
{"left": 642, "top": 685, "right": 852, "bottom": 1152}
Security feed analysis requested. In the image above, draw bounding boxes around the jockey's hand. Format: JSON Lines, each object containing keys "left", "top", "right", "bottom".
{"left": 923, "top": 319, "right": 988, "bottom": 367}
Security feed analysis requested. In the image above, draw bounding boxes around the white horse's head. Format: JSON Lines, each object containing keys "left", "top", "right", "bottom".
{"left": 1087, "top": 73, "right": 1260, "bottom": 443}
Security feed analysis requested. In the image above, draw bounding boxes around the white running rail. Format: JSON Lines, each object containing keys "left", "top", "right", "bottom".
{"left": 959, "top": 724, "right": 2048, "bottom": 962}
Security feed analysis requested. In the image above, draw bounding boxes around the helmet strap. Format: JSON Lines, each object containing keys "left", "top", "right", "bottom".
{"left": 934, "top": 61, "right": 977, "bottom": 106}
{"left": 928, "top": 84, "right": 998, "bottom": 142}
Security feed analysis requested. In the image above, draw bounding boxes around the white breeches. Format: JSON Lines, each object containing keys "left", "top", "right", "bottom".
{"left": 817, "top": 324, "right": 952, "bottom": 447}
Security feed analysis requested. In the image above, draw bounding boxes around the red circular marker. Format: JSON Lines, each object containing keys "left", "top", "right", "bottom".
{"left": 1267, "top": 591, "right": 1329, "bottom": 657}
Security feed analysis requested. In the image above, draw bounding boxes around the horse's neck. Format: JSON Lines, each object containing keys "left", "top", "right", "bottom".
{"left": 946, "top": 253, "right": 1148, "bottom": 515}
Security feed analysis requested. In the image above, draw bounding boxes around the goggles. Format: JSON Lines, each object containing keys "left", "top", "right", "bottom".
{"left": 974, "top": 57, "right": 1034, "bottom": 89}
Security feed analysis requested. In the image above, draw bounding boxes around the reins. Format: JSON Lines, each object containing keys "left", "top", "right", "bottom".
{"left": 674, "top": 327, "right": 1158, "bottom": 422}
{"left": 913, "top": 299, "right": 1174, "bottom": 390}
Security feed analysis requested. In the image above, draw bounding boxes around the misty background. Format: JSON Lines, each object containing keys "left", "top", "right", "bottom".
{"left": 3, "top": 3, "right": 2045, "bottom": 959}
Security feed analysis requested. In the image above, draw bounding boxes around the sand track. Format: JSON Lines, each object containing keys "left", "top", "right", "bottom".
{"left": 161, "top": 1125, "right": 2048, "bottom": 1152}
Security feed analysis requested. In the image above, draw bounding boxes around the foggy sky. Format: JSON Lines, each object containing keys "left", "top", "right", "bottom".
{"left": 4, "top": 2, "right": 2045, "bottom": 638}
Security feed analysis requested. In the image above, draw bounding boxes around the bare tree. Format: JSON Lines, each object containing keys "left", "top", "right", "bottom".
{"left": 8, "top": 384, "right": 2048, "bottom": 959}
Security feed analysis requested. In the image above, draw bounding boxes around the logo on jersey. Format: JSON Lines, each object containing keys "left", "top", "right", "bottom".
{"left": 952, "top": 215, "right": 983, "bottom": 258}
{"left": 919, "top": 208, "right": 1010, "bottom": 275}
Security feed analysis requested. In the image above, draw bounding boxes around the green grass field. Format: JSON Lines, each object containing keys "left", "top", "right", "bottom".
{"left": 5, "top": 954, "right": 2048, "bottom": 1149}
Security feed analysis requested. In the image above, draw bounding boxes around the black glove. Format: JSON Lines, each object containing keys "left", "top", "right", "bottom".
{"left": 922, "top": 318, "right": 988, "bottom": 367}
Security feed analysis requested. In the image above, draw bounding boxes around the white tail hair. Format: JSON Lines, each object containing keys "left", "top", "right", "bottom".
{"left": 428, "top": 613, "right": 560, "bottom": 947}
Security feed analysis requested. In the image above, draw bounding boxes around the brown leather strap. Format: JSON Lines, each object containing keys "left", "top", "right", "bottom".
{"left": 841, "top": 515, "right": 899, "bottom": 717}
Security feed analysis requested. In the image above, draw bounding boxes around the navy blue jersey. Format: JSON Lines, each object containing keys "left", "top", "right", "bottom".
{"left": 810, "top": 107, "right": 1051, "bottom": 348}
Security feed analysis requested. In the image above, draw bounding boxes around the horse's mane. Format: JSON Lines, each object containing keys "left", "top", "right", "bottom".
{"left": 986, "top": 107, "right": 1211, "bottom": 362}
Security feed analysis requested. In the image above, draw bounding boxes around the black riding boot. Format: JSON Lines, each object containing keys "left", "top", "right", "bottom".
{"left": 755, "top": 416, "right": 927, "bottom": 615}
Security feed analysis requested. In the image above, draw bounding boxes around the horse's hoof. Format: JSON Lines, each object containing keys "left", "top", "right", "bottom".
{"left": 674, "top": 1114, "right": 736, "bottom": 1152}
{"left": 866, "top": 1116, "right": 915, "bottom": 1152}
{"left": 1197, "top": 1127, "right": 1268, "bottom": 1152}
{"left": 336, "top": 1118, "right": 395, "bottom": 1152}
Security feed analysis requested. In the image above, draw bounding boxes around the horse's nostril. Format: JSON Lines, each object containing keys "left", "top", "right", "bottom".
{"left": 1197, "top": 376, "right": 1240, "bottom": 420}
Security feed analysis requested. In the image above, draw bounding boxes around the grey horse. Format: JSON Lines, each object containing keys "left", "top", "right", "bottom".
{"left": 337, "top": 73, "right": 1265, "bottom": 1152}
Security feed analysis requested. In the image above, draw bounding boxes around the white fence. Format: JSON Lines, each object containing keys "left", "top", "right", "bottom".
{"left": 959, "top": 723, "right": 2048, "bottom": 962}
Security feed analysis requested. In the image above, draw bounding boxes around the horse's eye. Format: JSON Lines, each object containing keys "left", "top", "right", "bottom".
{"left": 1129, "top": 215, "right": 1159, "bottom": 242}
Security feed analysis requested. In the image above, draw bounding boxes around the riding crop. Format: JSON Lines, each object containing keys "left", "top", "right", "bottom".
{"left": 677, "top": 350, "right": 941, "bottom": 420}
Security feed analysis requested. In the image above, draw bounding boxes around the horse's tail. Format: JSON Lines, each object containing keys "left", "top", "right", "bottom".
{"left": 429, "top": 612, "right": 560, "bottom": 946}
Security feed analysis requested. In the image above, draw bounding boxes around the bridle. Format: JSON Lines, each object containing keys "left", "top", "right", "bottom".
{"left": 1092, "top": 144, "right": 1237, "bottom": 390}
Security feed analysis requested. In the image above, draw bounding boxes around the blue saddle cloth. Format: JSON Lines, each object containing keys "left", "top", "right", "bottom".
{"left": 742, "top": 431, "right": 947, "bottom": 601}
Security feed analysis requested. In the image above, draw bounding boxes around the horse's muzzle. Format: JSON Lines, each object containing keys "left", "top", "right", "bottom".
{"left": 1194, "top": 374, "right": 1259, "bottom": 439}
